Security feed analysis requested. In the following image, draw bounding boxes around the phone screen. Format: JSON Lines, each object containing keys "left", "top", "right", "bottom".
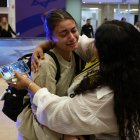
{"left": 0, "top": 60, "right": 30, "bottom": 80}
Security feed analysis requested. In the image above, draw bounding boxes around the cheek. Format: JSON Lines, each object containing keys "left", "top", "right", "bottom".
{"left": 56, "top": 39, "right": 67, "bottom": 46}
{"left": 74, "top": 32, "right": 79, "bottom": 41}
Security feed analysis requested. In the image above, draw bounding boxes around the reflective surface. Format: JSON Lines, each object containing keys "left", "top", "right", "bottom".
{"left": 82, "top": 0, "right": 138, "bottom": 4}
{"left": 0, "top": 38, "right": 45, "bottom": 65}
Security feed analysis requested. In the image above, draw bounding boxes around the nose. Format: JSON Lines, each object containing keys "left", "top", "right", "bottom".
{"left": 68, "top": 32, "right": 75, "bottom": 41}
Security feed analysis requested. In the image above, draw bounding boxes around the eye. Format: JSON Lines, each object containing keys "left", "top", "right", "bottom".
{"left": 60, "top": 31, "right": 67, "bottom": 37}
{"left": 71, "top": 28, "right": 78, "bottom": 33}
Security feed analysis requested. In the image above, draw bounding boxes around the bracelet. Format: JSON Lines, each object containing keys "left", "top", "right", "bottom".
{"left": 28, "top": 81, "right": 33, "bottom": 91}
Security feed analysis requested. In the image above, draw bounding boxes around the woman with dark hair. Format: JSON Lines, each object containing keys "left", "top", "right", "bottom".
{"left": 0, "top": 16, "right": 17, "bottom": 37}
{"left": 10, "top": 20, "right": 140, "bottom": 140}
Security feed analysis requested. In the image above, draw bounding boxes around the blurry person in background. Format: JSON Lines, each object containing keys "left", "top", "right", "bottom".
{"left": 121, "top": 17, "right": 126, "bottom": 22}
{"left": 134, "top": 20, "right": 140, "bottom": 32}
{"left": 0, "top": 16, "right": 18, "bottom": 37}
{"left": 103, "top": 17, "right": 108, "bottom": 23}
{"left": 81, "top": 18, "right": 94, "bottom": 38}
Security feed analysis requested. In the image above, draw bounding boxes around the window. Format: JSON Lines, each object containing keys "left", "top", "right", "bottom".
{"left": 0, "top": 0, "right": 7, "bottom": 7}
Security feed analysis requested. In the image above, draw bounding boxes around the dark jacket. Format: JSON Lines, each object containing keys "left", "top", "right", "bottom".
{"left": 81, "top": 24, "right": 94, "bottom": 38}
{"left": 0, "top": 25, "right": 16, "bottom": 37}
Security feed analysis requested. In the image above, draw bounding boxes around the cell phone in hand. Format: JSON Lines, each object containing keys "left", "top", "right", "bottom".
{"left": 0, "top": 60, "right": 30, "bottom": 82}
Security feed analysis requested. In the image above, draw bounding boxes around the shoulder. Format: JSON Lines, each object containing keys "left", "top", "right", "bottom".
{"left": 78, "top": 35, "right": 94, "bottom": 47}
{"left": 96, "top": 86, "right": 113, "bottom": 100}
{"left": 39, "top": 53, "right": 58, "bottom": 69}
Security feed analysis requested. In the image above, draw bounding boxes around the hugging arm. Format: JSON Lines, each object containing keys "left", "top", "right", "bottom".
{"left": 31, "top": 35, "right": 95, "bottom": 71}
{"left": 10, "top": 72, "right": 114, "bottom": 136}
{"left": 31, "top": 41, "right": 52, "bottom": 72}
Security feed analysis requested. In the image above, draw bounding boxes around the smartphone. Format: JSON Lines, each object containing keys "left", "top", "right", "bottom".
{"left": 0, "top": 60, "right": 30, "bottom": 81}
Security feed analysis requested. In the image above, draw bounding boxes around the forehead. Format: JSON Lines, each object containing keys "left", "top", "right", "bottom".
{"left": 53, "top": 19, "right": 76, "bottom": 33}
{"left": 2, "top": 17, "right": 7, "bottom": 21}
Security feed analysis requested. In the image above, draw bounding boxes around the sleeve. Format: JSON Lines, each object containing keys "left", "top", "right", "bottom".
{"left": 9, "top": 25, "right": 16, "bottom": 35}
{"left": 32, "top": 88, "right": 115, "bottom": 135}
{"left": 75, "top": 35, "right": 95, "bottom": 62}
{"left": 32, "top": 55, "right": 57, "bottom": 94}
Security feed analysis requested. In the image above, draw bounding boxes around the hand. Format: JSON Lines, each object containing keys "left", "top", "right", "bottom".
{"left": 8, "top": 71, "right": 31, "bottom": 90}
{"left": 31, "top": 46, "right": 44, "bottom": 72}
{"left": 63, "top": 135, "right": 85, "bottom": 140}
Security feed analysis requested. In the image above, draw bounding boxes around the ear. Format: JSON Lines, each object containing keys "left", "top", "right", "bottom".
{"left": 48, "top": 37, "right": 55, "bottom": 48}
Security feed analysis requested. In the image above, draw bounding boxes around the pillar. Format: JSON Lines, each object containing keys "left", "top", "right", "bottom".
{"left": 65, "top": 0, "right": 82, "bottom": 31}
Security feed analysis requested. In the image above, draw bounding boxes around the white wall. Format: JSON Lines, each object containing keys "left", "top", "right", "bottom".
{"left": 66, "top": 0, "right": 82, "bottom": 32}
{"left": 8, "top": 0, "right": 16, "bottom": 31}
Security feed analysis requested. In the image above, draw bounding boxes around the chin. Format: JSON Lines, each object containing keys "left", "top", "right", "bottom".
{"left": 71, "top": 43, "right": 78, "bottom": 49}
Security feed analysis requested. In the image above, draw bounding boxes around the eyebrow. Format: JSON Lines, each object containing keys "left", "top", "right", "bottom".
{"left": 58, "top": 27, "right": 77, "bottom": 34}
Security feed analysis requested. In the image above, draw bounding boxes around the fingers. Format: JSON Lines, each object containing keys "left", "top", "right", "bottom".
{"left": 31, "top": 45, "right": 45, "bottom": 72}
{"left": 14, "top": 70, "right": 21, "bottom": 78}
{"left": 38, "top": 50, "right": 44, "bottom": 60}
{"left": 31, "top": 53, "right": 43, "bottom": 72}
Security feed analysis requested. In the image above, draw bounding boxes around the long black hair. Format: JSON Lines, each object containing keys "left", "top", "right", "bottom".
{"left": 75, "top": 20, "right": 140, "bottom": 140}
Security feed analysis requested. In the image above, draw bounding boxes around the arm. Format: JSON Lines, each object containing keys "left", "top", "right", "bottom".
{"left": 32, "top": 35, "right": 95, "bottom": 71}
{"left": 9, "top": 25, "right": 17, "bottom": 36}
{"left": 75, "top": 35, "right": 95, "bottom": 62}
{"left": 31, "top": 41, "right": 52, "bottom": 72}
{"left": 32, "top": 54, "right": 57, "bottom": 94}
{"left": 11, "top": 71, "right": 116, "bottom": 135}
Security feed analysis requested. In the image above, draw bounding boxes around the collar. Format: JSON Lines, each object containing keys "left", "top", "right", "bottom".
{"left": 96, "top": 86, "right": 113, "bottom": 99}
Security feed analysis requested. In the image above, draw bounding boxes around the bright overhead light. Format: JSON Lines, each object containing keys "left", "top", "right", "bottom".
{"left": 89, "top": 8, "right": 98, "bottom": 10}
{"left": 83, "top": 1, "right": 86, "bottom": 3}
{"left": 130, "top": 9, "right": 138, "bottom": 12}
{"left": 99, "top": 2, "right": 102, "bottom": 4}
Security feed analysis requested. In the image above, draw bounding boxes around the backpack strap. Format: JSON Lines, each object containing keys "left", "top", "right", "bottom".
{"left": 73, "top": 52, "right": 86, "bottom": 75}
{"left": 46, "top": 51, "right": 60, "bottom": 84}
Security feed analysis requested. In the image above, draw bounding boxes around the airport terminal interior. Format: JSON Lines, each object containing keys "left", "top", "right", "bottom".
{"left": 0, "top": 0, "right": 140, "bottom": 139}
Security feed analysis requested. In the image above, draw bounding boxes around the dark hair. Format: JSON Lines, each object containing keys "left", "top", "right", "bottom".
{"left": 121, "top": 17, "right": 126, "bottom": 22}
{"left": 42, "top": 9, "right": 77, "bottom": 39}
{"left": 75, "top": 20, "right": 140, "bottom": 140}
{"left": 87, "top": 18, "right": 91, "bottom": 21}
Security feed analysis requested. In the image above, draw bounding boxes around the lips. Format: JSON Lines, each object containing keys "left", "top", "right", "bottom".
{"left": 67, "top": 42, "right": 77, "bottom": 48}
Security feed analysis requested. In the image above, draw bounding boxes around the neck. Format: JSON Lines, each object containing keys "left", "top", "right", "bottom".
{"left": 55, "top": 48, "right": 72, "bottom": 62}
